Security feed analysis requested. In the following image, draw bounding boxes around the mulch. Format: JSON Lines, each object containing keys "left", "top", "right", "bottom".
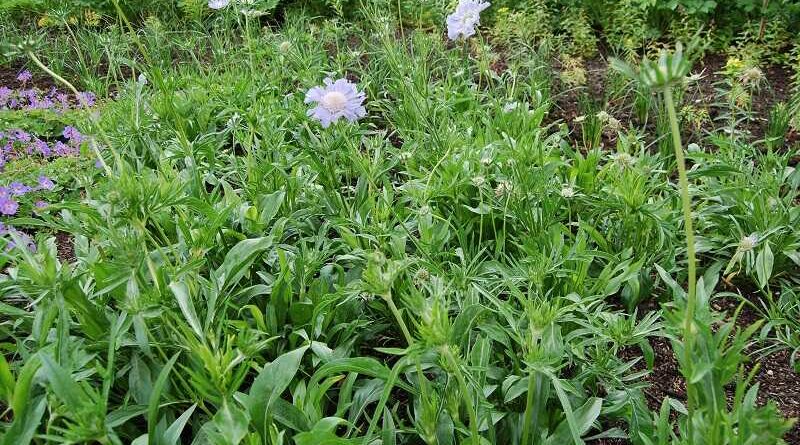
{"left": 546, "top": 51, "right": 797, "bottom": 153}
{"left": 615, "top": 296, "right": 800, "bottom": 444}
{"left": 0, "top": 61, "right": 61, "bottom": 91}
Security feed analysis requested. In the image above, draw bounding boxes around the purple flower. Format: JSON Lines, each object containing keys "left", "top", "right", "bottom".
{"left": 95, "top": 158, "right": 104, "bottom": 169}
{"left": 0, "top": 198, "right": 18, "bottom": 215}
{"left": 35, "top": 200, "right": 48, "bottom": 209}
{"left": 446, "top": 0, "right": 490, "bottom": 41}
{"left": 54, "top": 141, "right": 72, "bottom": 156}
{"left": 0, "top": 187, "right": 9, "bottom": 199}
{"left": 0, "top": 87, "right": 11, "bottom": 107}
{"left": 33, "top": 138, "right": 51, "bottom": 157}
{"left": 37, "top": 176, "right": 55, "bottom": 190}
{"left": 9, "top": 182, "right": 30, "bottom": 196}
{"left": 4, "top": 229, "right": 35, "bottom": 252}
{"left": 305, "top": 78, "right": 367, "bottom": 128}
{"left": 10, "top": 129, "right": 30, "bottom": 142}
{"left": 17, "top": 70, "right": 32, "bottom": 83}
{"left": 63, "top": 126, "right": 82, "bottom": 141}
{"left": 76, "top": 92, "right": 96, "bottom": 107}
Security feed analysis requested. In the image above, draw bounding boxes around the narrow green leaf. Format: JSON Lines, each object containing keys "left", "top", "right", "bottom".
{"left": 214, "top": 237, "right": 272, "bottom": 291}
{"left": 40, "top": 354, "right": 89, "bottom": 408}
{"left": 169, "top": 282, "right": 203, "bottom": 338}
{"left": 755, "top": 242, "right": 774, "bottom": 289}
{"left": 245, "top": 346, "right": 308, "bottom": 436}
{"left": 148, "top": 353, "right": 180, "bottom": 445}
{"left": 163, "top": 404, "right": 197, "bottom": 445}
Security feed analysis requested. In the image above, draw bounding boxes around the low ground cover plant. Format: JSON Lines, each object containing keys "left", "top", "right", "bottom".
{"left": 0, "top": 0, "right": 799, "bottom": 444}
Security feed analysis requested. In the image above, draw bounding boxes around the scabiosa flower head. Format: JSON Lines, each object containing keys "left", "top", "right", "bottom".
{"left": 38, "top": 176, "right": 55, "bottom": 190}
{"left": 208, "top": 0, "right": 231, "bottom": 9}
{"left": 494, "top": 180, "right": 513, "bottom": 198}
{"left": 0, "top": 187, "right": 9, "bottom": 199}
{"left": 446, "top": 0, "right": 490, "bottom": 41}
{"left": 17, "top": 70, "right": 32, "bottom": 83}
{"left": 737, "top": 234, "right": 758, "bottom": 253}
{"left": 0, "top": 198, "right": 18, "bottom": 215}
{"left": 76, "top": 91, "right": 96, "bottom": 107}
{"left": 611, "top": 152, "right": 636, "bottom": 169}
{"left": 305, "top": 78, "right": 367, "bottom": 128}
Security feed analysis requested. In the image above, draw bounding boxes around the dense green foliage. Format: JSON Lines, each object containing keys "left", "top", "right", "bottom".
{"left": 1, "top": 1, "right": 799, "bottom": 444}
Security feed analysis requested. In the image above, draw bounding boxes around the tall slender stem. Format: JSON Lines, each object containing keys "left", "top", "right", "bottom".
{"left": 664, "top": 86, "right": 697, "bottom": 438}
{"left": 442, "top": 345, "right": 480, "bottom": 444}
{"left": 384, "top": 292, "right": 414, "bottom": 346}
{"left": 26, "top": 52, "right": 115, "bottom": 177}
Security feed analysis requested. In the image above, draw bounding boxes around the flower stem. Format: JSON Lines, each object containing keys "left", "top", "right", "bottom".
{"left": 442, "top": 345, "right": 480, "bottom": 444}
{"left": 26, "top": 51, "right": 115, "bottom": 177}
{"left": 384, "top": 292, "right": 414, "bottom": 346}
{"left": 664, "top": 86, "right": 697, "bottom": 438}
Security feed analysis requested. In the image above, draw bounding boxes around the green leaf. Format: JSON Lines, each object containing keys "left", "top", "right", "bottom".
{"left": 169, "top": 282, "right": 203, "bottom": 338}
{"left": 1, "top": 397, "right": 46, "bottom": 445}
{"left": 40, "top": 354, "right": 89, "bottom": 408}
{"left": 214, "top": 237, "right": 273, "bottom": 291}
{"left": 293, "top": 417, "right": 355, "bottom": 445}
{"left": 245, "top": 346, "right": 308, "bottom": 436}
{"left": 202, "top": 400, "right": 249, "bottom": 445}
{"left": 310, "top": 357, "right": 415, "bottom": 394}
{"left": 11, "top": 357, "right": 40, "bottom": 418}
{"left": 572, "top": 397, "right": 602, "bottom": 436}
{"left": 257, "top": 190, "right": 285, "bottom": 225}
{"left": 0, "top": 353, "right": 14, "bottom": 403}
{"left": 148, "top": 353, "right": 180, "bottom": 445}
{"left": 755, "top": 242, "right": 774, "bottom": 289}
{"left": 163, "top": 404, "right": 197, "bottom": 445}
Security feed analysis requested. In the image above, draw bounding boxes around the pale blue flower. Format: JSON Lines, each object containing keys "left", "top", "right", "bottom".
{"left": 208, "top": 0, "right": 230, "bottom": 9}
{"left": 305, "top": 78, "right": 367, "bottom": 128}
{"left": 446, "top": 0, "right": 490, "bottom": 41}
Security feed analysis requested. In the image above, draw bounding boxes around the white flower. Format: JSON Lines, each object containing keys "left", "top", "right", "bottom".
{"left": 472, "top": 176, "right": 486, "bottom": 187}
{"left": 739, "top": 67, "right": 764, "bottom": 86}
{"left": 503, "top": 101, "right": 519, "bottom": 113}
{"left": 304, "top": 78, "right": 367, "bottom": 128}
{"left": 737, "top": 234, "right": 758, "bottom": 253}
{"left": 494, "top": 180, "right": 513, "bottom": 197}
{"left": 560, "top": 185, "right": 576, "bottom": 198}
{"left": 446, "top": 0, "right": 491, "bottom": 41}
{"left": 611, "top": 152, "right": 636, "bottom": 169}
{"left": 208, "top": 0, "right": 230, "bottom": 9}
